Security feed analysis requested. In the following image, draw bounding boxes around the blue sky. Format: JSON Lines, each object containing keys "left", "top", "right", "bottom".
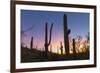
{"left": 21, "top": 10, "right": 89, "bottom": 50}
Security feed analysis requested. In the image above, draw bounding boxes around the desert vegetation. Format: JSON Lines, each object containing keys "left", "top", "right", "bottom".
{"left": 21, "top": 14, "right": 89, "bottom": 63}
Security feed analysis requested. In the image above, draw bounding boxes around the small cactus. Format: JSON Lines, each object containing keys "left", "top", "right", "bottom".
{"left": 50, "top": 45, "right": 52, "bottom": 53}
{"left": 60, "top": 42, "right": 63, "bottom": 55}
{"left": 30, "top": 36, "right": 33, "bottom": 49}
{"left": 73, "top": 38, "right": 76, "bottom": 54}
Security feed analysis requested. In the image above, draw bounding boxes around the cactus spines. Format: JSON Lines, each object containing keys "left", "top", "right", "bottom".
{"left": 30, "top": 36, "right": 33, "bottom": 49}
{"left": 63, "top": 14, "right": 71, "bottom": 55}
{"left": 73, "top": 38, "right": 76, "bottom": 54}
{"left": 45, "top": 22, "right": 53, "bottom": 57}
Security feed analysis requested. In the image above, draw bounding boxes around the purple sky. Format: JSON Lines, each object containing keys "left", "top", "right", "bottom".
{"left": 21, "top": 10, "right": 89, "bottom": 52}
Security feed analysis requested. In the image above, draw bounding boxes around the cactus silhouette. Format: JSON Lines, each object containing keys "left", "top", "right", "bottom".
{"left": 60, "top": 42, "right": 63, "bottom": 55}
{"left": 63, "top": 14, "right": 71, "bottom": 55}
{"left": 50, "top": 45, "right": 52, "bottom": 53}
{"left": 30, "top": 36, "right": 33, "bottom": 49}
{"left": 73, "top": 38, "right": 76, "bottom": 54}
{"left": 44, "top": 22, "right": 53, "bottom": 57}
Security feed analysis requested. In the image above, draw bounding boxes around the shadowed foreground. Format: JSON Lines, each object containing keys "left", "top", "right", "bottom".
{"left": 21, "top": 47, "right": 89, "bottom": 63}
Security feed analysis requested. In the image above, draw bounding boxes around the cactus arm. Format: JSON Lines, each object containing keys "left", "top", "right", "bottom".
{"left": 48, "top": 23, "right": 53, "bottom": 45}
{"left": 67, "top": 29, "right": 71, "bottom": 35}
{"left": 45, "top": 22, "right": 48, "bottom": 46}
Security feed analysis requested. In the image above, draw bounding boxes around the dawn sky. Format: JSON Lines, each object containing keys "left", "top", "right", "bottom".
{"left": 21, "top": 10, "right": 89, "bottom": 53}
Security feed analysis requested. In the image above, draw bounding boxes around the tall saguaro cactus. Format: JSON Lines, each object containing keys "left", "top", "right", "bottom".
{"left": 45, "top": 22, "right": 53, "bottom": 57}
{"left": 63, "top": 14, "right": 71, "bottom": 55}
{"left": 30, "top": 36, "right": 33, "bottom": 49}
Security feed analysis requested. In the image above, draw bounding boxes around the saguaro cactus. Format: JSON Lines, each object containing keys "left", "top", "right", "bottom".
{"left": 45, "top": 22, "right": 53, "bottom": 57}
{"left": 30, "top": 36, "right": 33, "bottom": 49}
{"left": 73, "top": 38, "right": 76, "bottom": 54}
{"left": 60, "top": 42, "right": 63, "bottom": 55}
{"left": 63, "top": 14, "right": 71, "bottom": 55}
